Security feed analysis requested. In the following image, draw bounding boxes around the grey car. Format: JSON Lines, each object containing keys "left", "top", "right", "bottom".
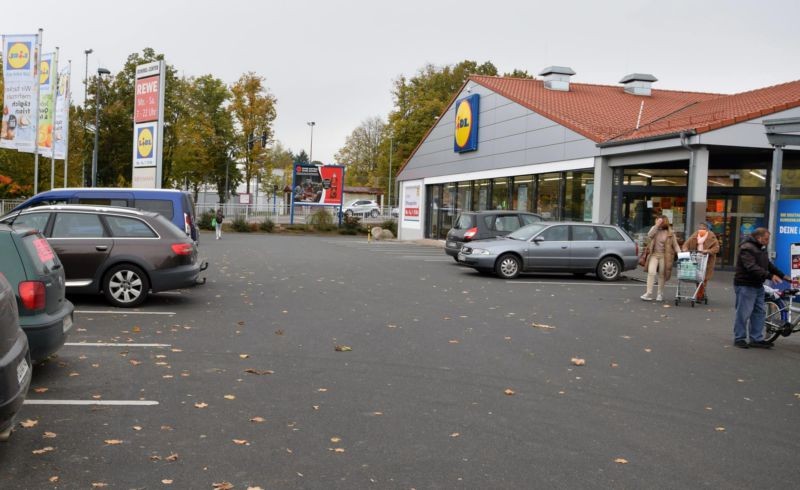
{"left": 457, "top": 222, "right": 638, "bottom": 281}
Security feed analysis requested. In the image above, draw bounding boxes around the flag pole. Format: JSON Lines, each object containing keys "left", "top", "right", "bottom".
{"left": 50, "top": 47, "right": 59, "bottom": 190}
{"left": 32, "top": 28, "right": 43, "bottom": 195}
{"left": 63, "top": 60, "right": 71, "bottom": 187}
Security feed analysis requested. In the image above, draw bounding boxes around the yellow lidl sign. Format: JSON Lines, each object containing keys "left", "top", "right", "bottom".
{"left": 454, "top": 94, "right": 479, "bottom": 153}
{"left": 6, "top": 42, "right": 31, "bottom": 70}
{"left": 137, "top": 127, "right": 154, "bottom": 158}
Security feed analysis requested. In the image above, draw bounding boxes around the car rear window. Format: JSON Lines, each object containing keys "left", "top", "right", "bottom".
{"left": 104, "top": 216, "right": 157, "bottom": 238}
{"left": 571, "top": 225, "right": 598, "bottom": 241}
{"left": 453, "top": 214, "right": 476, "bottom": 230}
{"left": 12, "top": 212, "right": 50, "bottom": 232}
{"left": 52, "top": 212, "right": 107, "bottom": 238}
{"left": 136, "top": 199, "right": 175, "bottom": 219}
{"left": 77, "top": 198, "right": 130, "bottom": 207}
{"left": 494, "top": 215, "right": 521, "bottom": 232}
{"left": 521, "top": 214, "right": 541, "bottom": 225}
{"left": 20, "top": 233, "right": 60, "bottom": 275}
{"left": 596, "top": 227, "right": 624, "bottom": 241}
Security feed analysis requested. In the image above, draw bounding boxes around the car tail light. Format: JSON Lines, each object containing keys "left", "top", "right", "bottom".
{"left": 464, "top": 227, "right": 478, "bottom": 241}
{"left": 171, "top": 243, "right": 194, "bottom": 256}
{"left": 19, "top": 281, "right": 46, "bottom": 311}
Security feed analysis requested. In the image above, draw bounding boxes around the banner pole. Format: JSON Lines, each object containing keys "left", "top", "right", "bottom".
{"left": 32, "top": 28, "right": 43, "bottom": 195}
{"left": 50, "top": 47, "right": 59, "bottom": 190}
{"left": 63, "top": 60, "right": 71, "bottom": 187}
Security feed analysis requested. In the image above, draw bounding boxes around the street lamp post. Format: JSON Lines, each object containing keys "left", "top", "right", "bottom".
{"left": 83, "top": 49, "right": 92, "bottom": 186}
{"left": 307, "top": 121, "right": 315, "bottom": 163}
{"left": 91, "top": 67, "right": 110, "bottom": 188}
{"left": 388, "top": 134, "right": 393, "bottom": 215}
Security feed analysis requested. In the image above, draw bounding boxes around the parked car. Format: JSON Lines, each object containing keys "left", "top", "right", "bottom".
{"left": 445, "top": 211, "right": 544, "bottom": 260}
{"left": 7, "top": 188, "right": 199, "bottom": 242}
{"left": 457, "top": 222, "right": 638, "bottom": 281}
{"left": 0, "top": 272, "right": 32, "bottom": 441}
{"left": 0, "top": 224, "right": 74, "bottom": 362}
{"left": 2, "top": 205, "right": 208, "bottom": 308}
{"left": 343, "top": 199, "right": 381, "bottom": 218}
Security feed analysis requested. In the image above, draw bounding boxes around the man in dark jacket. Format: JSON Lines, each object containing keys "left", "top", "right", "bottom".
{"left": 733, "top": 228, "right": 789, "bottom": 349}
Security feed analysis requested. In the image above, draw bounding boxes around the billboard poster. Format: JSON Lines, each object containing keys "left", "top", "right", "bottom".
{"left": 291, "top": 164, "right": 344, "bottom": 205}
{"left": 454, "top": 93, "right": 479, "bottom": 153}
{"left": 37, "top": 52, "right": 56, "bottom": 156}
{"left": 1, "top": 34, "right": 39, "bottom": 152}
{"left": 403, "top": 184, "right": 421, "bottom": 222}
{"left": 775, "top": 200, "right": 800, "bottom": 279}
{"left": 53, "top": 65, "right": 70, "bottom": 160}
{"left": 132, "top": 60, "right": 165, "bottom": 188}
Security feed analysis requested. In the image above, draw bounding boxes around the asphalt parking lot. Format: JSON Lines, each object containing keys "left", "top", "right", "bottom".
{"left": 1, "top": 232, "right": 799, "bottom": 489}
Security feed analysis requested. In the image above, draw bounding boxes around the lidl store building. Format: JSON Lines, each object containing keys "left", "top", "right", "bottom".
{"left": 395, "top": 67, "right": 800, "bottom": 268}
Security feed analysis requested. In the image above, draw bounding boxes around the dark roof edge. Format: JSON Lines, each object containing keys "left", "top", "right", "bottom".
{"left": 598, "top": 130, "right": 696, "bottom": 148}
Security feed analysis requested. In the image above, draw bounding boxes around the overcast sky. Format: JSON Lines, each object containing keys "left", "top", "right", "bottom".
{"left": 4, "top": 0, "right": 799, "bottom": 164}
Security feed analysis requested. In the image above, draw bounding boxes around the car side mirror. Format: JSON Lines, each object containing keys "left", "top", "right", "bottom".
{"left": 533, "top": 236, "right": 544, "bottom": 243}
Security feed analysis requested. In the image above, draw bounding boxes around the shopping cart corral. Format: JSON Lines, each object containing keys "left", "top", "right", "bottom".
{"left": 675, "top": 251, "right": 709, "bottom": 307}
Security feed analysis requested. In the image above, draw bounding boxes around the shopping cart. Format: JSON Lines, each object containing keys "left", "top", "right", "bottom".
{"left": 674, "top": 251, "right": 709, "bottom": 307}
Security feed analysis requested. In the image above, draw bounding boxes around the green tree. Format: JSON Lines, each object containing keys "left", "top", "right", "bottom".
{"left": 294, "top": 150, "right": 309, "bottom": 164}
{"left": 335, "top": 116, "right": 385, "bottom": 187}
{"left": 230, "top": 73, "right": 277, "bottom": 195}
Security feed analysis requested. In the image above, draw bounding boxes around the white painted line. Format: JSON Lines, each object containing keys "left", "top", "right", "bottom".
{"left": 24, "top": 399, "right": 159, "bottom": 406}
{"left": 509, "top": 281, "right": 643, "bottom": 287}
{"left": 74, "top": 310, "right": 176, "bottom": 316}
{"left": 65, "top": 342, "right": 171, "bottom": 348}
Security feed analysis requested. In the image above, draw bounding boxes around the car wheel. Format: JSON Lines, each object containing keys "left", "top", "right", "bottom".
{"left": 103, "top": 264, "right": 150, "bottom": 308}
{"left": 495, "top": 254, "right": 521, "bottom": 279}
{"left": 370, "top": 209, "right": 379, "bottom": 218}
{"left": 596, "top": 256, "right": 622, "bottom": 281}
{"left": 345, "top": 210, "right": 353, "bottom": 217}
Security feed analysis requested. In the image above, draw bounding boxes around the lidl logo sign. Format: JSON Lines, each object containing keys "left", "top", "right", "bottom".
{"left": 454, "top": 94, "right": 479, "bottom": 153}
{"left": 39, "top": 60, "right": 51, "bottom": 85}
{"left": 6, "top": 42, "right": 31, "bottom": 70}
{"left": 137, "top": 127, "right": 154, "bottom": 158}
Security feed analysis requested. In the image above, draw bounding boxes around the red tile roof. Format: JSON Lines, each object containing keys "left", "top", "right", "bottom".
{"left": 470, "top": 75, "right": 800, "bottom": 144}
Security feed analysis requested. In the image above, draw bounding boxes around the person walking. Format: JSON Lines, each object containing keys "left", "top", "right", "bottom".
{"left": 215, "top": 208, "right": 224, "bottom": 240}
{"left": 681, "top": 222, "right": 720, "bottom": 301}
{"left": 733, "top": 228, "right": 789, "bottom": 349}
{"left": 641, "top": 215, "right": 681, "bottom": 302}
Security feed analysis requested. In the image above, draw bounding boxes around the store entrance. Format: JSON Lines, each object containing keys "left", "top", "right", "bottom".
{"left": 620, "top": 192, "right": 687, "bottom": 250}
{"left": 706, "top": 195, "right": 766, "bottom": 268}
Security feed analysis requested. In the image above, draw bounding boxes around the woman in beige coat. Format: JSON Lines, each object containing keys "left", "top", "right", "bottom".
{"left": 681, "top": 222, "right": 720, "bottom": 300}
{"left": 641, "top": 215, "right": 681, "bottom": 301}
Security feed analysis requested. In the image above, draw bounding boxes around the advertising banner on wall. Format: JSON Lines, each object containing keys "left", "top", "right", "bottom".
{"left": 1, "top": 34, "right": 39, "bottom": 152}
{"left": 453, "top": 94, "right": 479, "bottom": 153}
{"left": 776, "top": 200, "right": 800, "bottom": 283}
{"left": 403, "top": 183, "right": 421, "bottom": 223}
{"left": 132, "top": 61, "right": 165, "bottom": 188}
{"left": 289, "top": 164, "right": 344, "bottom": 224}
{"left": 37, "top": 52, "right": 56, "bottom": 156}
{"left": 53, "top": 64, "right": 70, "bottom": 160}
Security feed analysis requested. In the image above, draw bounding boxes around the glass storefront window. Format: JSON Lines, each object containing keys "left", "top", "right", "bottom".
{"left": 622, "top": 168, "right": 688, "bottom": 187}
{"left": 491, "top": 178, "right": 509, "bottom": 210}
{"left": 456, "top": 181, "right": 471, "bottom": 216}
{"left": 537, "top": 173, "right": 561, "bottom": 220}
{"left": 740, "top": 169, "right": 768, "bottom": 187}
{"left": 473, "top": 179, "right": 490, "bottom": 211}
{"left": 512, "top": 175, "right": 534, "bottom": 212}
{"left": 440, "top": 183, "right": 457, "bottom": 238}
{"left": 564, "top": 171, "right": 593, "bottom": 222}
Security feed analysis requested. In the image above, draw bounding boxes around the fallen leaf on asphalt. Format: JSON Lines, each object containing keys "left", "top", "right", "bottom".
{"left": 614, "top": 458, "right": 629, "bottom": 464}
{"left": 794, "top": 393, "right": 800, "bottom": 399}
{"left": 91, "top": 483, "right": 108, "bottom": 488}
{"left": 132, "top": 426, "right": 143, "bottom": 431}
{"left": 331, "top": 447, "right": 345, "bottom": 453}
{"left": 32, "top": 446, "right": 54, "bottom": 455}
{"left": 20, "top": 419, "right": 38, "bottom": 428}
{"left": 610, "top": 362, "right": 619, "bottom": 368}
{"left": 312, "top": 405, "right": 320, "bottom": 410}
{"left": 450, "top": 432, "right": 460, "bottom": 438}
{"left": 239, "top": 354, "right": 250, "bottom": 359}
{"left": 247, "top": 487, "right": 264, "bottom": 490}
{"left": 150, "top": 455, "right": 162, "bottom": 461}
{"left": 330, "top": 437, "right": 341, "bottom": 443}
{"left": 166, "top": 453, "right": 179, "bottom": 462}
{"left": 715, "top": 427, "right": 726, "bottom": 432}
{"left": 531, "top": 322, "right": 556, "bottom": 330}
{"left": 163, "top": 374, "right": 174, "bottom": 379}
{"left": 92, "top": 394, "right": 102, "bottom": 399}
{"left": 162, "top": 479, "right": 173, "bottom": 485}
{"left": 49, "top": 476, "right": 59, "bottom": 482}
{"left": 69, "top": 372, "right": 80, "bottom": 377}
{"left": 161, "top": 425, "right": 173, "bottom": 431}
{"left": 194, "top": 402, "right": 208, "bottom": 409}
{"left": 317, "top": 388, "right": 328, "bottom": 392}
{"left": 171, "top": 348, "right": 183, "bottom": 353}
{"left": 233, "top": 439, "right": 250, "bottom": 445}
{"left": 571, "top": 358, "right": 586, "bottom": 366}
{"left": 104, "top": 439, "right": 123, "bottom": 445}
{"left": 275, "top": 329, "right": 284, "bottom": 335}
{"left": 334, "top": 345, "right": 352, "bottom": 352}
{"left": 212, "top": 483, "right": 234, "bottom": 490}
{"left": 244, "top": 368, "right": 274, "bottom": 375}
{"left": 43, "top": 432, "right": 57, "bottom": 439}
{"left": 155, "top": 354, "right": 167, "bottom": 359}
{"left": 224, "top": 394, "right": 236, "bottom": 400}
{"left": 33, "top": 387, "right": 48, "bottom": 393}
{"left": 132, "top": 326, "right": 141, "bottom": 333}
{"left": 237, "top": 321, "right": 245, "bottom": 325}
{"left": 644, "top": 348, "right": 652, "bottom": 353}
{"left": 504, "top": 388, "right": 516, "bottom": 396}
{"left": 250, "top": 416, "right": 266, "bottom": 423}
{"left": 372, "top": 411, "right": 383, "bottom": 416}
{"left": 129, "top": 360, "right": 141, "bottom": 366}
{"left": 448, "top": 340, "right": 460, "bottom": 344}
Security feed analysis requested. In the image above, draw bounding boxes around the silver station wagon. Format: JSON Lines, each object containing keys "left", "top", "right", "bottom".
{"left": 457, "top": 222, "right": 638, "bottom": 281}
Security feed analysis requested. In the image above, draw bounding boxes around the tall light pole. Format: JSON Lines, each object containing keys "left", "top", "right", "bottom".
{"left": 307, "top": 121, "right": 315, "bottom": 163}
{"left": 388, "top": 133, "right": 393, "bottom": 213}
{"left": 91, "top": 67, "right": 110, "bottom": 188}
{"left": 83, "top": 49, "right": 92, "bottom": 186}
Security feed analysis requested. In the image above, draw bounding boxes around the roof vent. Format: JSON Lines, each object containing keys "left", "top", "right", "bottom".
{"left": 620, "top": 73, "right": 658, "bottom": 96}
{"left": 538, "top": 66, "right": 576, "bottom": 92}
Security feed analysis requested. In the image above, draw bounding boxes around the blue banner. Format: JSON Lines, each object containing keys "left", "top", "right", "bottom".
{"left": 775, "top": 200, "right": 800, "bottom": 278}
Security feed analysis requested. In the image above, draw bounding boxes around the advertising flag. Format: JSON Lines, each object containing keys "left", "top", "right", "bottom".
{"left": 37, "top": 52, "right": 56, "bottom": 156}
{"left": 53, "top": 65, "right": 70, "bottom": 159}
{"left": 1, "top": 34, "right": 39, "bottom": 152}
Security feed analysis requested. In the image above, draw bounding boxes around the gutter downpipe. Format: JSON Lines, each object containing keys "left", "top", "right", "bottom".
{"left": 767, "top": 145, "right": 784, "bottom": 259}
{"left": 680, "top": 131, "right": 694, "bottom": 233}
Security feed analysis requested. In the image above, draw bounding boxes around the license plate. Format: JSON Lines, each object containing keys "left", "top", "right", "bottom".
{"left": 16, "top": 358, "right": 28, "bottom": 386}
{"left": 447, "top": 241, "right": 456, "bottom": 248}
{"left": 63, "top": 314, "right": 73, "bottom": 333}
{"left": 457, "top": 253, "right": 465, "bottom": 261}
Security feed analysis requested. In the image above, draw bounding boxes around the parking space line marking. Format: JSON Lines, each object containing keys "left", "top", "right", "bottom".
{"left": 74, "top": 310, "right": 176, "bottom": 316}
{"left": 65, "top": 342, "right": 172, "bottom": 347}
{"left": 509, "top": 281, "right": 643, "bottom": 286}
{"left": 24, "top": 400, "right": 159, "bottom": 406}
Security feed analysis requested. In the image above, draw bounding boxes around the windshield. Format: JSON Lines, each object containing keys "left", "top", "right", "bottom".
{"left": 508, "top": 223, "right": 549, "bottom": 241}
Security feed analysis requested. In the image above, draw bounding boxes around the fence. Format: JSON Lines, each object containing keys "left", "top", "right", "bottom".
{"left": 0, "top": 200, "right": 24, "bottom": 215}
{"left": 197, "top": 203, "right": 399, "bottom": 225}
